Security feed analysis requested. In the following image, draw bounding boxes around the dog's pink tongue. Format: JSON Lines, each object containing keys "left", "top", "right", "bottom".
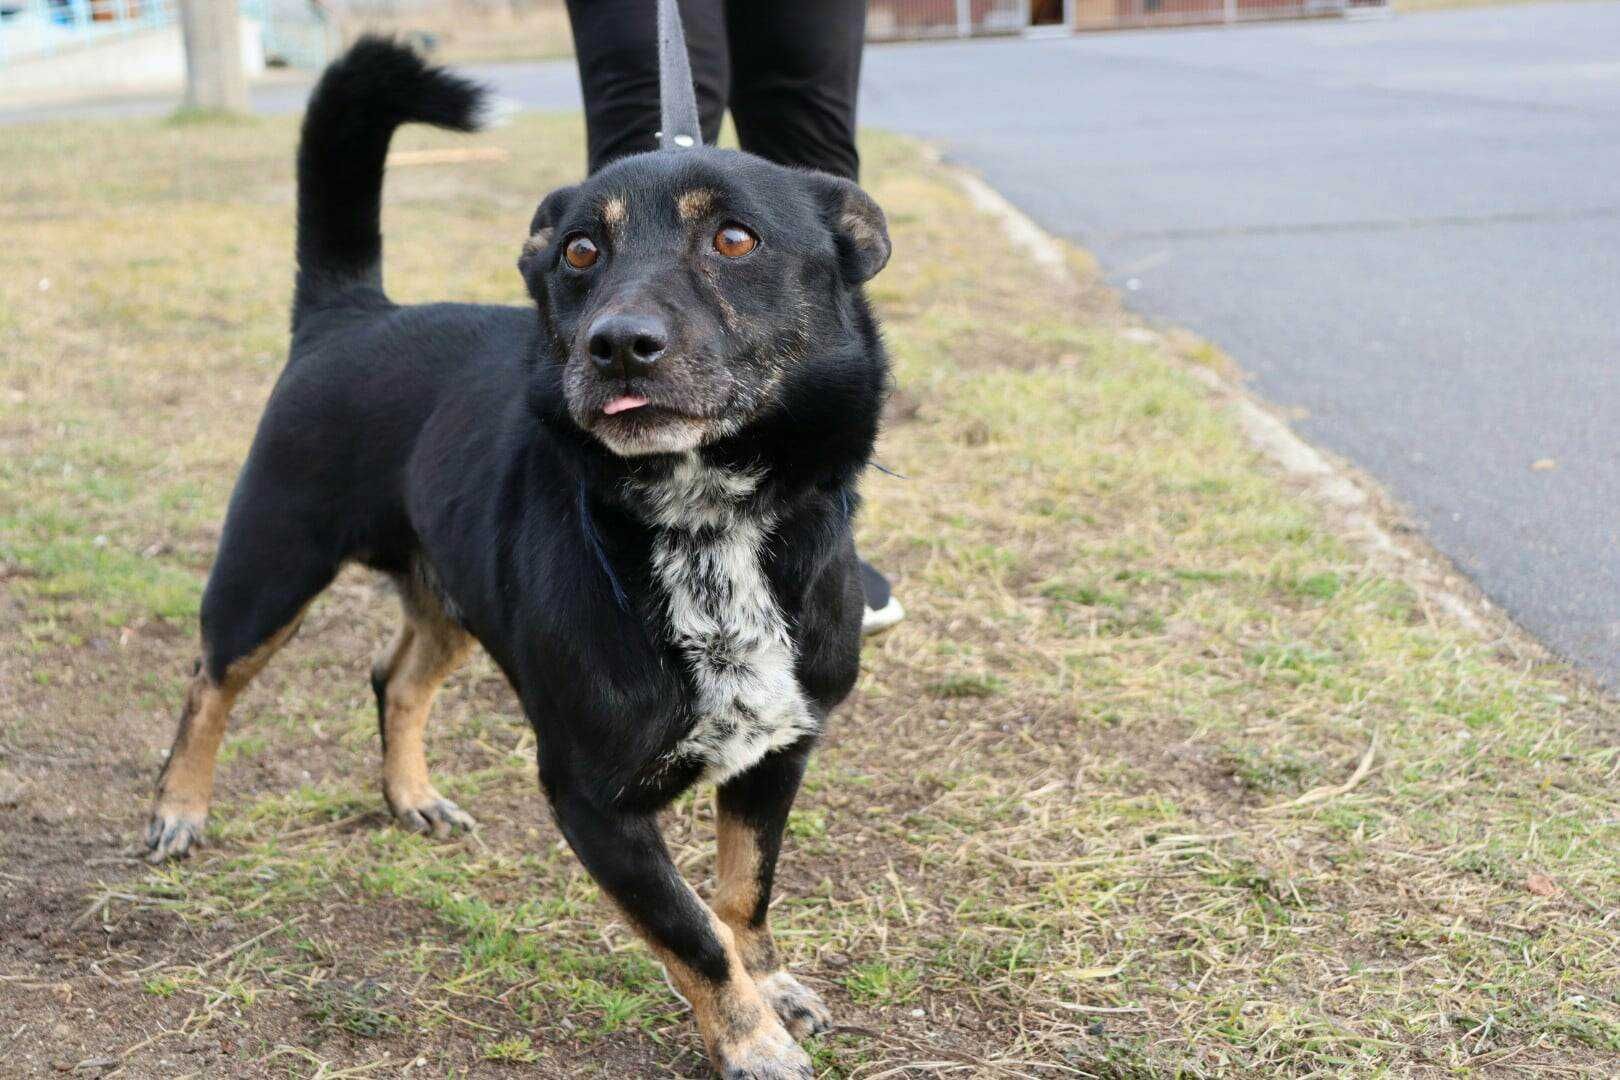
{"left": 603, "top": 395, "right": 648, "bottom": 416}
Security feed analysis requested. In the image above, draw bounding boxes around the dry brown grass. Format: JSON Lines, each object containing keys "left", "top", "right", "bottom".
{"left": 1, "top": 112, "right": 1617, "bottom": 1078}
{"left": 339, "top": 1, "right": 575, "bottom": 64}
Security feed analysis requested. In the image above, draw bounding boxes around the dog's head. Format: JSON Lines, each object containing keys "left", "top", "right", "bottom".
{"left": 519, "top": 149, "right": 890, "bottom": 458}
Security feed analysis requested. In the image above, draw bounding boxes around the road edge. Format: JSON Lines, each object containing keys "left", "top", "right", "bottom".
{"left": 949, "top": 166, "right": 1510, "bottom": 642}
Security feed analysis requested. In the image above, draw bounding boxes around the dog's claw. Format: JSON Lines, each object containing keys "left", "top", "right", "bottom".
{"left": 757, "top": 972, "right": 833, "bottom": 1041}
{"left": 393, "top": 796, "right": 476, "bottom": 838}
{"left": 144, "top": 808, "right": 206, "bottom": 863}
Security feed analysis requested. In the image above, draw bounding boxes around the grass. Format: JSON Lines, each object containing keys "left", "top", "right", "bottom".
{"left": 343, "top": 5, "right": 576, "bottom": 64}
{"left": 0, "top": 110, "right": 1617, "bottom": 1078}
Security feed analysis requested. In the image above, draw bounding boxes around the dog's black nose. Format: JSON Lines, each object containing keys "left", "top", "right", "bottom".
{"left": 587, "top": 312, "right": 668, "bottom": 375}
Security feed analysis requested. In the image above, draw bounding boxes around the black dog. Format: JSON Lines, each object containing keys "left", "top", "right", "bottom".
{"left": 144, "top": 39, "right": 888, "bottom": 1079}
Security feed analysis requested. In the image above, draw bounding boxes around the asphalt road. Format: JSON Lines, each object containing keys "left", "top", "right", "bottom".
{"left": 7, "top": 3, "right": 1618, "bottom": 684}
{"left": 854, "top": 5, "right": 1620, "bottom": 687}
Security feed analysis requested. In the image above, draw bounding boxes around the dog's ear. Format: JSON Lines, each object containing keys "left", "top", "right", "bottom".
{"left": 518, "top": 184, "right": 577, "bottom": 275}
{"left": 808, "top": 174, "right": 891, "bottom": 285}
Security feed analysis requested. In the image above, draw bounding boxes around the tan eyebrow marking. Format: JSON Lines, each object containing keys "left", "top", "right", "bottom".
{"left": 677, "top": 188, "right": 718, "bottom": 222}
{"left": 600, "top": 196, "right": 628, "bottom": 229}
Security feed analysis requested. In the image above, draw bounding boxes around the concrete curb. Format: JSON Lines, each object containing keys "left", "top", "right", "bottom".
{"left": 950, "top": 162, "right": 1497, "bottom": 637}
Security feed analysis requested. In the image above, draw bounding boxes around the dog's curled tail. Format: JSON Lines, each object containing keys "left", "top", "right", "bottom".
{"left": 294, "top": 37, "right": 487, "bottom": 314}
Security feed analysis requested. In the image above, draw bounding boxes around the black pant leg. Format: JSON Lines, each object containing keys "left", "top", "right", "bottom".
{"left": 723, "top": 0, "right": 867, "bottom": 181}
{"left": 565, "top": 0, "right": 730, "bottom": 174}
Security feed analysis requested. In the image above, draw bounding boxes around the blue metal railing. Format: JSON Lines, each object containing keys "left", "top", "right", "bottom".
{"left": 0, "top": 0, "right": 179, "bottom": 67}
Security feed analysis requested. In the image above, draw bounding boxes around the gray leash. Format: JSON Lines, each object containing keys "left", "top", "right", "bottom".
{"left": 657, "top": 0, "right": 702, "bottom": 151}
{"left": 576, "top": 0, "right": 700, "bottom": 615}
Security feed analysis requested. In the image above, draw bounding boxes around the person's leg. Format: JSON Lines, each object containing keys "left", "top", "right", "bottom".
{"left": 723, "top": 0, "right": 867, "bottom": 181}
{"left": 724, "top": 1, "right": 902, "bottom": 632}
{"left": 564, "top": 0, "right": 728, "bottom": 174}
{"left": 567, "top": 0, "right": 900, "bottom": 633}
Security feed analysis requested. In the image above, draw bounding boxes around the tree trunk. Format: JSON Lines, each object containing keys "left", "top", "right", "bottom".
{"left": 179, "top": 0, "right": 249, "bottom": 113}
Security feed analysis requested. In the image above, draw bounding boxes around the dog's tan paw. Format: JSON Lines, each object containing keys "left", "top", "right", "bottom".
{"left": 756, "top": 972, "right": 832, "bottom": 1041}
{"left": 386, "top": 785, "right": 476, "bottom": 838}
{"left": 716, "top": 1016, "right": 814, "bottom": 1080}
{"left": 144, "top": 802, "right": 207, "bottom": 863}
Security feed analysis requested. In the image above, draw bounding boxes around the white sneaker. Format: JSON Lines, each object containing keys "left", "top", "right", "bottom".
{"left": 859, "top": 560, "right": 905, "bottom": 636}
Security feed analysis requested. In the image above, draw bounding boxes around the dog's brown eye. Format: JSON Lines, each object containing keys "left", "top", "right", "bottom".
{"left": 713, "top": 224, "right": 758, "bottom": 258}
{"left": 563, "top": 236, "right": 599, "bottom": 270}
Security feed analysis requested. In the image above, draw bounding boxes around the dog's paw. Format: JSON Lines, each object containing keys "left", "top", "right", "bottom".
{"left": 717, "top": 1017, "right": 814, "bottom": 1080}
{"left": 144, "top": 803, "right": 207, "bottom": 864}
{"left": 387, "top": 786, "right": 476, "bottom": 838}
{"left": 756, "top": 972, "right": 832, "bottom": 1041}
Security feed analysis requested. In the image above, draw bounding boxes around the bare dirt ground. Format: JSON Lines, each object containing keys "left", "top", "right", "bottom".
{"left": 1, "top": 114, "right": 1617, "bottom": 1078}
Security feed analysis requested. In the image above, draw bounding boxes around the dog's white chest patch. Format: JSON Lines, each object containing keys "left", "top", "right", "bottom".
{"left": 634, "top": 456, "right": 817, "bottom": 783}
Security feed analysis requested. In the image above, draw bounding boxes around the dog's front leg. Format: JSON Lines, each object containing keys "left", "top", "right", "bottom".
{"left": 550, "top": 787, "right": 812, "bottom": 1079}
{"left": 715, "top": 744, "right": 832, "bottom": 1040}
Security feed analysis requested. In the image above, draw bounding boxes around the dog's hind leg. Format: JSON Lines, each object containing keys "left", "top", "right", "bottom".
{"left": 372, "top": 575, "right": 475, "bottom": 836}
{"left": 146, "top": 602, "right": 312, "bottom": 863}
{"left": 147, "top": 484, "right": 346, "bottom": 863}
{"left": 714, "top": 744, "right": 833, "bottom": 1041}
